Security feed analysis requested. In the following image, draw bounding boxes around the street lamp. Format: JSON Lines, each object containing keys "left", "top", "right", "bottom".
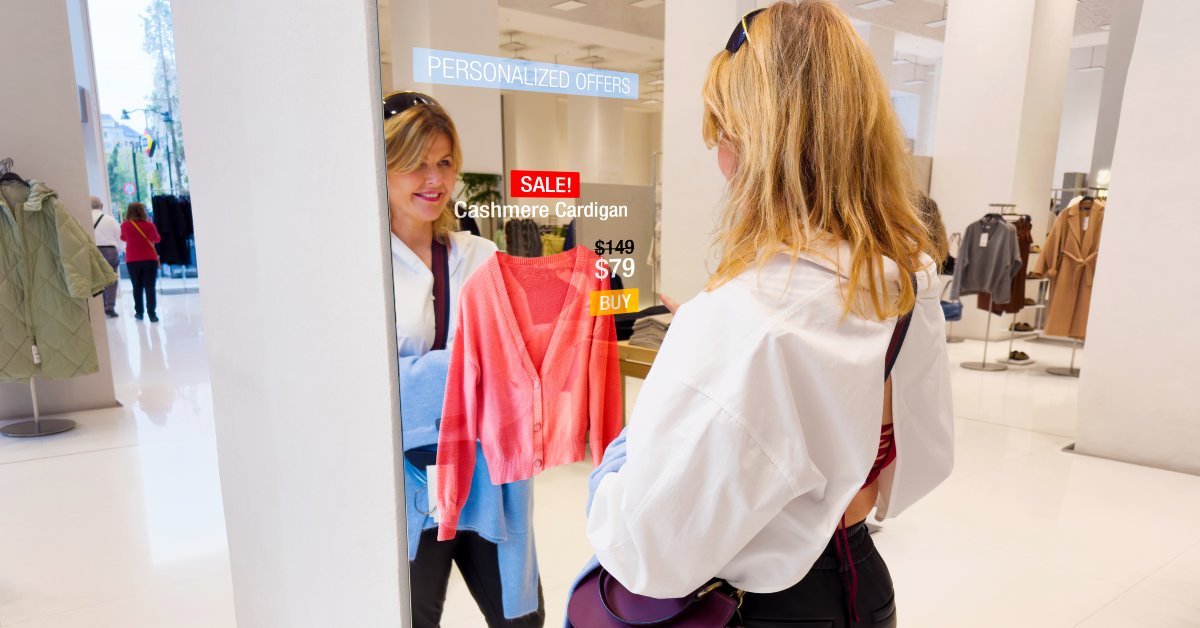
{"left": 122, "top": 107, "right": 176, "bottom": 195}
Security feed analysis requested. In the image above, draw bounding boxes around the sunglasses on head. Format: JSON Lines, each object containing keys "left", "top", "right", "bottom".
{"left": 725, "top": 8, "right": 765, "bottom": 54}
{"left": 383, "top": 91, "right": 438, "bottom": 120}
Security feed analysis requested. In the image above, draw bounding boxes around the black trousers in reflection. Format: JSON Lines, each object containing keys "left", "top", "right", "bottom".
{"left": 410, "top": 528, "right": 544, "bottom": 628}
{"left": 127, "top": 260, "right": 159, "bottom": 317}
{"left": 739, "top": 521, "right": 898, "bottom": 628}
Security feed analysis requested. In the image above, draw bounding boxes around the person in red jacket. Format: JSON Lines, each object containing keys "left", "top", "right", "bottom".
{"left": 119, "top": 202, "right": 162, "bottom": 322}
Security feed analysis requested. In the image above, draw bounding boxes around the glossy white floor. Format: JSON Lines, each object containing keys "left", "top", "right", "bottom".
{"left": 2, "top": 286, "right": 1199, "bottom": 627}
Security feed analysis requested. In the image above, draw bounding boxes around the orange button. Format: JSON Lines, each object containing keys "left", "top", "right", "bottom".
{"left": 590, "top": 288, "right": 639, "bottom": 316}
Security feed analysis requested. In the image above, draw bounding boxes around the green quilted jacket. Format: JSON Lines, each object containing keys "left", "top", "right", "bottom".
{"left": 0, "top": 180, "right": 117, "bottom": 383}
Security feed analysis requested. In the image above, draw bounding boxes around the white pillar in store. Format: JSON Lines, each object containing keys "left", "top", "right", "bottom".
{"left": 567, "top": 96, "right": 626, "bottom": 185}
{"left": 389, "top": 0, "right": 504, "bottom": 177}
{"left": 661, "top": 0, "right": 759, "bottom": 301}
{"left": 1088, "top": 0, "right": 1144, "bottom": 186}
{"left": 1075, "top": 0, "right": 1200, "bottom": 476}
{"left": 0, "top": 0, "right": 118, "bottom": 420}
{"left": 929, "top": 0, "right": 1076, "bottom": 339}
{"left": 915, "top": 59, "right": 942, "bottom": 157}
{"left": 173, "top": 0, "right": 408, "bottom": 626}
{"left": 862, "top": 24, "right": 896, "bottom": 79}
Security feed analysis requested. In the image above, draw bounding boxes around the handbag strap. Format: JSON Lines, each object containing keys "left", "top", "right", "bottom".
{"left": 93, "top": 214, "right": 104, "bottom": 229}
{"left": 430, "top": 239, "right": 450, "bottom": 351}
{"left": 884, "top": 273, "right": 919, "bottom": 381}
{"left": 130, "top": 220, "right": 160, "bottom": 260}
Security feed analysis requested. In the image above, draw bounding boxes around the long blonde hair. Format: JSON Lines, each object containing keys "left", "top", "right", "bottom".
{"left": 701, "top": 0, "right": 930, "bottom": 319}
{"left": 383, "top": 94, "right": 462, "bottom": 244}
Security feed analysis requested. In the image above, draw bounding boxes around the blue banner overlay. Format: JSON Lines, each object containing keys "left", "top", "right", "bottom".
{"left": 413, "top": 47, "right": 638, "bottom": 100}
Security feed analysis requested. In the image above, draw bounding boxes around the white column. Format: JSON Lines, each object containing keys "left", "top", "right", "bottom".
{"left": 863, "top": 24, "right": 896, "bottom": 80}
{"left": 915, "top": 59, "right": 941, "bottom": 156}
{"left": 567, "top": 96, "right": 626, "bottom": 184}
{"left": 1075, "top": 0, "right": 1200, "bottom": 476}
{"left": 1089, "top": 0, "right": 1144, "bottom": 185}
{"left": 0, "top": 0, "right": 118, "bottom": 420}
{"left": 173, "top": 0, "right": 408, "bottom": 626}
{"left": 929, "top": 0, "right": 1076, "bottom": 339}
{"left": 390, "top": 0, "right": 504, "bottom": 177}
{"left": 661, "top": 0, "right": 758, "bottom": 302}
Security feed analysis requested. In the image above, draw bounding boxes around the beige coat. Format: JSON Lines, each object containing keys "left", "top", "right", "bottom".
{"left": 1033, "top": 197, "right": 1105, "bottom": 339}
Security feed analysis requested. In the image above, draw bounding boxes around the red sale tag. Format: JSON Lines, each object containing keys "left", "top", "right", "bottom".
{"left": 510, "top": 170, "right": 580, "bottom": 198}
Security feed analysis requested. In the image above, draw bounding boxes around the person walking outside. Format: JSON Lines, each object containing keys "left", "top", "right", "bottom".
{"left": 91, "top": 196, "right": 123, "bottom": 318}
{"left": 120, "top": 202, "right": 162, "bottom": 322}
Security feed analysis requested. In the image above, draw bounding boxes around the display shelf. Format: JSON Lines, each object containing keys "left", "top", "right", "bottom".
{"left": 996, "top": 358, "right": 1038, "bottom": 367}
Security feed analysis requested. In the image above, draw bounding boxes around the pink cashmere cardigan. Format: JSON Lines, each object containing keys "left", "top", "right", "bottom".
{"left": 437, "top": 247, "right": 622, "bottom": 540}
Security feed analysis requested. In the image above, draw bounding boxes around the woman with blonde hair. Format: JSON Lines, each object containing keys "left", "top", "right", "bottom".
{"left": 582, "top": 2, "right": 954, "bottom": 626}
{"left": 384, "top": 91, "right": 543, "bottom": 627}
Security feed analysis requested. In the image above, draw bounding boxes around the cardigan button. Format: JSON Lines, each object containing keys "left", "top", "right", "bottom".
{"left": 533, "top": 423, "right": 542, "bottom": 433}
{"left": 534, "top": 459, "right": 543, "bottom": 469}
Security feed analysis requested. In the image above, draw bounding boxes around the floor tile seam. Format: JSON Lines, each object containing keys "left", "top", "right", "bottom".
{"left": 0, "top": 433, "right": 217, "bottom": 467}
{"left": 2, "top": 592, "right": 133, "bottom": 627}
{"left": 953, "top": 413, "right": 1075, "bottom": 440}
{"left": 1070, "top": 539, "right": 1200, "bottom": 625}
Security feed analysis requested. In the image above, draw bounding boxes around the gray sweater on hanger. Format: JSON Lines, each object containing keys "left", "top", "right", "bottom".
{"left": 949, "top": 218, "right": 1023, "bottom": 305}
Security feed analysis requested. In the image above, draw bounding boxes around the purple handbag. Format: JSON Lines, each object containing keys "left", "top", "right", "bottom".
{"left": 567, "top": 567, "right": 743, "bottom": 627}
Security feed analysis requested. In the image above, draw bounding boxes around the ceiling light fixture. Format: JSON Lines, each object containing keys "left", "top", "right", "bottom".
{"left": 892, "top": 57, "right": 907, "bottom": 65}
{"left": 630, "top": 0, "right": 663, "bottom": 7}
{"left": 500, "top": 32, "right": 527, "bottom": 52}
{"left": 903, "top": 60, "right": 924, "bottom": 86}
{"left": 856, "top": 0, "right": 895, "bottom": 9}
{"left": 552, "top": 0, "right": 587, "bottom": 10}
{"left": 576, "top": 46, "right": 604, "bottom": 64}
{"left": 926, "top": 0, "right": 947, "bottom": 28}
{"left": 1099, "top": 24, "right": 1111, "bottom": 30}
{"left": 648, "top": 77, "right": 664, "bottom": 86}
{"left": 1077, "top": 45, "right": 1105, "bottom": 73}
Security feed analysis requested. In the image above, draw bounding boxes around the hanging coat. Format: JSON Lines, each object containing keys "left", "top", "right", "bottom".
{"left": 0, "top": 180, "right": 117, "bottom": 383}
{"left": 1033, "top": 197, "right": 1105, "bottom": 339}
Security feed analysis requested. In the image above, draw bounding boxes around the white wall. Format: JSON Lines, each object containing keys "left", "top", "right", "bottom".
{"left": 1090, "top": 0, "right": 1145, "bottom": 183}
{"left": 0, "top": 0, "right": 118, "bottom": 420}
{"left": 1075, "top": 0, "right": 1200, "bottom": 476}
{"left": 171, "top": 0, "right": 409, "bottom": 626}
{"left": 1051, "top": 46, "right": 1106, "bottom": 186}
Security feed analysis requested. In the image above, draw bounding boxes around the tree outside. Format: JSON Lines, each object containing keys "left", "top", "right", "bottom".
{"left": 142, "top": 0, "right": 186, "bottom": 193}
{"left": 107, "top": 144, "right": 162, "bottom": 215}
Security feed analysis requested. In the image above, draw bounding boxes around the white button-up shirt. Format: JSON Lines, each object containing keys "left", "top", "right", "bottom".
{"left": 587, "top": 241, "right": 955, "bottom": 598}
{"left": 391, "top": 230, "right": 497, "bottom": 358}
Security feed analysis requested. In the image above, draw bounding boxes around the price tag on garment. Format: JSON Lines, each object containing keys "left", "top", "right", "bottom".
{"left": 427, "top": 466, "right": 440, "bottom": 523}
{"left": 1083, "top": 216, "right": 1090, "bottom": 231}
{"left": 590, "top": 288, "right": 639, "bottom": 315}
{"left": 979, "top": 232, "right": 989, "bottom": 248}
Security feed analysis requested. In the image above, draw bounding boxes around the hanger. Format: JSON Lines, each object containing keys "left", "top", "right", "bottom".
{"left": 0, "top": 157, "right": 26, "bottom": 185}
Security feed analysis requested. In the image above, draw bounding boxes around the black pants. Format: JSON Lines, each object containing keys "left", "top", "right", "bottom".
{"left": 739, "top": 522, "right": 897, "bottom": 628}
{"left": 410, "top": 528, "right": 544, "bottom": 628}
{"left": 127, "top": 260, "right": 159, "bottom": 317}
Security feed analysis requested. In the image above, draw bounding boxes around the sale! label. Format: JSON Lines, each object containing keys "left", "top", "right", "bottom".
{"left": 590, "top": 289, "right": 639, "bottom": 316}
{"left": 510, "top": 170, "right": 580, "bottom": 198}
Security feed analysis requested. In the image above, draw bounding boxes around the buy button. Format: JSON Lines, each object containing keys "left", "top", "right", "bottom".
{"left": 590, "top": 289, "right": 639, "bottom": 316}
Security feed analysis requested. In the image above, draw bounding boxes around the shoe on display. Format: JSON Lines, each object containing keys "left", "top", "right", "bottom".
{"left": 1030, "top": 244, "right": 1042, "bottom": 253}
{"left": 1009, "top": 322, "right": 1034, "bottom": 332}
{"left": 105, "top": 310, "right": 119, "bottom": 318}
{"left": 1024, "top": 298, "right": 1036, "bottom": 306}
{"left": 1008, "top": 350, "right": 1032, "bottom": 363}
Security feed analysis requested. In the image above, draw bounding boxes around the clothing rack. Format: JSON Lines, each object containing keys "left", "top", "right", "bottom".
{"left": 1046, "top": 338, "right": 1082, "bottom": 377}
{"left": 961, "top": 204, "right": 1023, "bottom": 373}
{"left": 1, "top": 378, "right": 77, "bottom": 438}
{"left": 0, "top": 158, "right": 79, "bottom": 438}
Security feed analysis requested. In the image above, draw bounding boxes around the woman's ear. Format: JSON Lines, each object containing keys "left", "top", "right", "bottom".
{"left": 717, "top": 142, "right": 738, "bottom": 181}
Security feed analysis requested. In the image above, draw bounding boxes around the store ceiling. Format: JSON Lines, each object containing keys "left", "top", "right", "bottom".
{"left": 835, "top": 0, "right": 1116, "bottom": 42}
{"left": 498, "top": 0, "right": 665, "bottom": 40}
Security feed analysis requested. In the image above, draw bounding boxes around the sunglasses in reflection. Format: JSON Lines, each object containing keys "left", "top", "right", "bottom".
{"left": 383, "top": 90, "right": 439, "bottom": 120}
{"left": 725, "top": 8, "right": 765, "bottom": 54}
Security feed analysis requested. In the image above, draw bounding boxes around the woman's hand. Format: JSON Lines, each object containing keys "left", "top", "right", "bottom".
{"left": 659, "top": 294, "right": 680, "bottom": 314}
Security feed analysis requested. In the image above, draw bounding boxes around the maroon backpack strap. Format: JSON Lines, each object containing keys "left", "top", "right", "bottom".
{"left": 430, "top": 240, "right": 451, "bottom": 351}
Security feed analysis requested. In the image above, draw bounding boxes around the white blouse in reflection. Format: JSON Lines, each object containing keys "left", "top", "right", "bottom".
{"left": 586, "top": 242, "right": 955, "bottom": 598}
{"left": 391, "top": 231, "right": 497, "bottom": 358}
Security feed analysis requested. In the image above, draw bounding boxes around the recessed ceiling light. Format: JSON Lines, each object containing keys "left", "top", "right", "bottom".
{"left": 926, "top": 18, "right": 947, "bottom": 28}
{"left": 648, "top": 77, "right": 664, "bottom": 86}
{"left": 903, "top": 78, "right": 925, "bottom": 86}
{"left": 1099, "top": 24, "right": 1111, "bottom": 30}
{"left": 630, "top": 0, "right": 663, "bottom": 7}
{"left": 552, "top": 0, "right": 587, "bottom": 10}
{"left": 642, "top": 98, "right": 660, "bottom": 105}
{"left": 577, "top": 55, "right": 605, "bottom": 63}
{"left": 500, "top": 41, "right": 527, "bottom": 51}
{"left": 856, "top": 0, "right": 895, "bottom": 9}
{"left": 892, "top": 57, "right": 908, "bottom": 65}
{"left": 1077, "top": 65, "right": 1104, "bottom": 73}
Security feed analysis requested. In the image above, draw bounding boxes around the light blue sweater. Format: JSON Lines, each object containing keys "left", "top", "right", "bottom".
{"left": 399, "top": 350, "right": 539, "bottom": 620}
{"left": 565, "top": 428, "right": 629, "bottom": 627}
